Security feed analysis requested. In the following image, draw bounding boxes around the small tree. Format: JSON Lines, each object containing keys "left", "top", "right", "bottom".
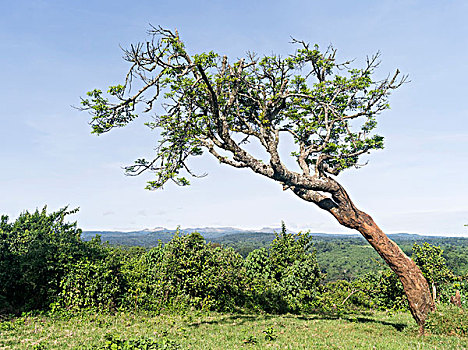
{"left": 80, "top": 26, "right": 433, "bottom": 329}
{"left": 412, "top": 242, "right": 453, "bottom": 302}
{"left": 0, "top": 207, "right": 90, "bottom": 312}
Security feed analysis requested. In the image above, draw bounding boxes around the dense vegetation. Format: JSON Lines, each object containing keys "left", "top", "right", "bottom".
{"left": 1, "top": 207, "right": 468, "bottom": 348}
{"left": 82, "top": 229, "right": 468, "bottom": 282}
{"left": 1, "top": 209, "right": 324, "bottom": 315}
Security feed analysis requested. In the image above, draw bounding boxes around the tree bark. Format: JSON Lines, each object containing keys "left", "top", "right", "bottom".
{"left": 292, "top": 184, "right": 435, "bottom": 332}
{"left": 329, "top": 205, "right": 435, "bottom": 332}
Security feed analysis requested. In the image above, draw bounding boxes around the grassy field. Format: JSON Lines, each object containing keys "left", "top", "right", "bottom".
{"left": 1, "top": 310, "right": 467, "bottom": 349}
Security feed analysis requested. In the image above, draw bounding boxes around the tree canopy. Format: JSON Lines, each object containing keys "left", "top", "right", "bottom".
{"left": 81, "top": 26, "right": 405, "bottom": 194}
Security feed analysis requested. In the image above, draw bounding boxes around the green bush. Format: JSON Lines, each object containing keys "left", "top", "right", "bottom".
{"left": 99, "top": 334, "right": 180, "bottom": 349}
{"left": 439, "top": 278, "right": 468, "bottom": 307}
{"left": 368, "top": 270, "right": 407, "bottom": 311}
{"left": 244, "top": 224, "right": 322, "bottom": 312}
{"left": 0, "top": 207, "right": 98, "bottom": 313}
{"left": 425, "top": 304, "right": 468, "bottom": 336}
{"left": 314, "top": 280, "right": 356, "bottom": 314}
{"left": 155, "top": 232, "right": 246, "bottom": 311}
{"left": 120, "top": 245, "right": 165, "bottom": 311}
{"left": 244, "top": 247, "right": 288, "bottom": 312}
{"left": 315, "top": 270, "right": 407, "bottom": 314}
{"left": 58, "top": 251, "right": 126, "bottom": 310}
{"left": 56, "top": 232, "right": 247, "bottom": 313}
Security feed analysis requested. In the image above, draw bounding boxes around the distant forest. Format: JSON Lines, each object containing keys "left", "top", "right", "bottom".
{"left": 82, "top": 230, "right": 468, "bottom": 282}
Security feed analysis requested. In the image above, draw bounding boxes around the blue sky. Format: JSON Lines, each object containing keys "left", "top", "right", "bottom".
{"left": 0, "top": 1, "right": 467, "bottom": 235}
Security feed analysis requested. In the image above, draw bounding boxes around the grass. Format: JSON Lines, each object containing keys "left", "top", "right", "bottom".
{"left": 1, "top": 310, "right": 467, "bottom": 349}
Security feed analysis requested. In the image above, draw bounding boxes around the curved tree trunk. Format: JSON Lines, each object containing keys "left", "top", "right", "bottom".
{"left": 329, "top": 205, "right": 435, "bottom": 332}
{"left": 292, "top": 184, "right": 435, "bottom": 332}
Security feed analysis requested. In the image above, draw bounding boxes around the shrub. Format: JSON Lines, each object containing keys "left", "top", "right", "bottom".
{"left": 316, "top": 270, "right": 407, "bottom": 314}
{"left": 155, "top": 232, "right": 246, "bottom": 311}
{"left": 439, "top": 278, "right": 468, "bottom": 307}
{"left": 58, "top": 250, "right": 126, "bottom": 310}
{"left": 314, "top": 280, "right": 356, "bottom": 314}
{"left": 0, "top": 207, "right": 97, "bottom": 313}
{"left": 368, "top": 270, "right": 407, "bottom": 311}
{"left": 99, "top": 334, "right": 180, "bottom": 349}
{"left": 120, "top": 245, "right": 165, "bottom": 311}
{"left": 57, "top": 232, "right": 247, "bottom": 312}
{"left": 425, "top": 304, "right": 468, "bottom": 336}
{"left": 244, "top": 224, "right": 322, "bottom": 312}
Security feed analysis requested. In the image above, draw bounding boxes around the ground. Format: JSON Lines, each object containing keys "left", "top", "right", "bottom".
{"left": 1, "top": 310, "right": 467, "bottom": 349}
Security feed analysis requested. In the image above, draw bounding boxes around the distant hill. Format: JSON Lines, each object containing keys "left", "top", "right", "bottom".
{"left": 81, "top": 226, "right": 285, "bottom": 244}
{"left": 82, "top": 227, "right": 462, "bottom": 247}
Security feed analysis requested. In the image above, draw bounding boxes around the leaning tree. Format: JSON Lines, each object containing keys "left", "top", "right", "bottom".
{"left": 80, "top": 26, "right": 434, "bottom": 329}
